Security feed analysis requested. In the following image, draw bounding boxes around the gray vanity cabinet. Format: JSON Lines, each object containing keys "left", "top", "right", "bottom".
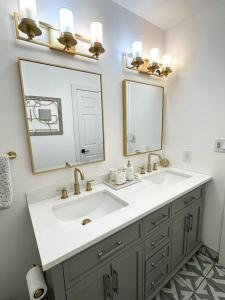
{"left": 66, "top": 244, "right": 142, "bottom": 300}
{"left": 111, "top": 244, "right": 142, "bottom": 300}
{"left": 186, "top": 200, "right": 202, "bottom": 255}
{"left": 46, "top": 185, "right": 205, "bottom": 300}
{"left": 171, "top": 187, "right": 203, "bottom": 270}
{"left": 171, "top": 210, "right": 187, "bottom": 269}
{"left": 67, "top": 264, "right": 110, "bottom": 300}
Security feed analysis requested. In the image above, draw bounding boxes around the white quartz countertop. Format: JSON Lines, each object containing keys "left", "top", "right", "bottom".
{"left": 27, "top": 167, "right": 212, "bottom": 271}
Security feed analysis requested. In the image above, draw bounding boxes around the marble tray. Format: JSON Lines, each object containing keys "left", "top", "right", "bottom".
{"left": 104, "top": 176, "right": 141, "bottom": 190}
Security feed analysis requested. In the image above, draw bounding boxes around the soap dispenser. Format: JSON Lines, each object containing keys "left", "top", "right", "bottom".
{"left": 126, "top": 160, "right": 134, "bottom": 181}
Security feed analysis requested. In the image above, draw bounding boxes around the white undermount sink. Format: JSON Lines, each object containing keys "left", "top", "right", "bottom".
{"left": 145, "top": 170, "right": 191, "bottom": 189}
{"left": 52, "top": 190, "right": 128, "bottom": 226}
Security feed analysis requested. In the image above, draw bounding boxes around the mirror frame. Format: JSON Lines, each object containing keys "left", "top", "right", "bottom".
{"left": 18, "top": 57, "right": 105, "bottom": 174}
{"left": 123, "top": 79, "right": 164, "bottom": 156}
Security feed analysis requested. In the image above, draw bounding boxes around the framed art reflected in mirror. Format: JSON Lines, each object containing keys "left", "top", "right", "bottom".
{"left": 25, "top": 95, "right": 63, "bottom": 136}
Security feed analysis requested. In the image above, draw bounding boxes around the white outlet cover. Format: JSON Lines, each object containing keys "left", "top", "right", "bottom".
{"left": 183, "top": 151, "right": 192, "bottom": 163}
{"left": 215, "top": 138, "right": 225, "bottom": 153}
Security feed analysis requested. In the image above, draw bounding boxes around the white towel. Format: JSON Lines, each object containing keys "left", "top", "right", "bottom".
{"left": 0, "top": 154, "right": 13, "bottom": 208}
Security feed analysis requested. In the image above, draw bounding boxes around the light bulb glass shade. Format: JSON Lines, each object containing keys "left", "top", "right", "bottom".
{"left": 132, "top": 41, "right": 143, "bottom": 58}
{"left": 90, "top": 22, "right": 103, "bottom": 44}
{"left": 149, "top": 48, "right": 159, "bottom": 63}
{"left": 59, "top": 8, "right": 74, "bottom": 34}
{"left": 163, "top": 54, "right": 172, "bottom": 68}
{"left": 18, "top": 0, "right": 38, "bottom": 22}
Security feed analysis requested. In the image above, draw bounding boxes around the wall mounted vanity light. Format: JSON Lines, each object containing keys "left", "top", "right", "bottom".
{"left": 58, "top": 8, "right": 77, "bottom": 51}
{"left": 89, "top": 22, "right": 105, "bottom": 59}
{"left": 18, "top": 0, "right": 41, "bottom": 40}
{"left": 125, "top": 42, "right": 173, "bottom": 78}
{"left": 131, "top": 41, "right": 144, "bottom": 68}
{"left": 14, "top": 0, "right": 105, "bottom": 60}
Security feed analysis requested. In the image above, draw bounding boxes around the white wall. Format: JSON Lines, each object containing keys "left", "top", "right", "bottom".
{"left": 164, "top": 0, "right": 225, "bottom": 255}
{"left": 0, "top": 0, "right": 164, "bottom": 298}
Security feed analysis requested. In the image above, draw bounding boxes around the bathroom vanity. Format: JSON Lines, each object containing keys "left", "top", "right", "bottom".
{"left": 27, "top": 168, "right": 212, "bottom": 300}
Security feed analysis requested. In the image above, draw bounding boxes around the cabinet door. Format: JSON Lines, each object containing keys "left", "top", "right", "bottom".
{"left": 66, "top": 265, "right": 111, "bottom": 300}
{"left": 186, "top": 201, "right": 202, "bottom": 255}
{"left": 111, "top": 245, "right": 142, "bottom": 300}
{"left": 171, "top": 210, "right": 188, "bottom": 270}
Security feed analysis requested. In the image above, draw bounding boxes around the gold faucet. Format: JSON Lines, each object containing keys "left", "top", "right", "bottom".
{"left": 74, "top": 168, "right": 85, "bottom": 195}
{"left": 147, "top": 153, "right": 170, "bottom": 172}
{"left": 147, "top": 153, "right": 162, "bottom": 172}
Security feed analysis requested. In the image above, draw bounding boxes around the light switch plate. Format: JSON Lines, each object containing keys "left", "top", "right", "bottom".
{"left": 183, "top": 151, "right": 192, "bottom": 163}
{"left": 215, "top": 138, "right": 225, "bottom": 153}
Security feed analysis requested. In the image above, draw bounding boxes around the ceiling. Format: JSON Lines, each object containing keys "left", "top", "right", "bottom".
{"left": 112, "top": 0, "right": 203, "bottom": 30}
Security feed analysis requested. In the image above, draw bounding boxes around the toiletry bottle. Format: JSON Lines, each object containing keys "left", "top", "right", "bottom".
{"left": 126, "top": 160, "right": 134, "bottom": 181}
{"left": 115, "top": 167, "right": 127, "bottom": 185}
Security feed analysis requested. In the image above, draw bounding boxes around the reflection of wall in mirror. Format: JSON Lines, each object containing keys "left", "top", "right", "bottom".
{"left": 127, "top": 82, "right": 163, "bottom": 154}
{"left": 21, "top": 61, "right": 103, "bottom": 172}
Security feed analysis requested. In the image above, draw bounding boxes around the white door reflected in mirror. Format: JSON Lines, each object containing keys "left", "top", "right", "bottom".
{"left": 19, "top": 59, "right": 105, "bottom": 173}
{"left": 123, "top": 80, "right": 163, "bottom": 156}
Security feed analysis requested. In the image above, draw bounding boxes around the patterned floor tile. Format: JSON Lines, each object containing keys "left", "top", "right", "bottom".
{"left": 187, "top": 253, "right": 215, "bottom": 276}
{"left": 177, "top": 254, "right": 214, "bottom": 291}
{"left": 191, "top": 278, "right": 225, "bottom": 299}
{"left": 206, "top": 263, "right": 225, "bottom": 292}
{"left": 161, "top": 274, "right": 194, "bottom": 300}
{"left": 154, "top": 290, "right": 170, "bottom": 300}
{"left": 199, "top": 246, "right": 219, "bottom": 263}
{"left": 177, "top": 263, "right": 205, "bottom": 291}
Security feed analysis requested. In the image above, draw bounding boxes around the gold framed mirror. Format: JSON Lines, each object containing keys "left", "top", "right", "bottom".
{"left": 19, "top": 58, "right": 105, "bottom": 173}
{"left": 123, "top": 79, "right": 164, "bottom": 156}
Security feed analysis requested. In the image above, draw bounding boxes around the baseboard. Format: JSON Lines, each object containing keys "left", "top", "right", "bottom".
{"left": 199, "top": 244, "right": 219, "bottom": 262}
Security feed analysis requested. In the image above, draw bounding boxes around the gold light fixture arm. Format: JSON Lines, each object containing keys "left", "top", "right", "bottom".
{"left": 13, "top": 12, "right": 102, "bottom": 61}
{"left": 124, "top": 53, "right": 172, "bottom": 78}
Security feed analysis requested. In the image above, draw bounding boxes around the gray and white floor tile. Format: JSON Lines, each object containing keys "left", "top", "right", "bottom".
{"left": 161, "top": 275, "right": 194, "bottom": 300}
{"left": 154, "top": 290, "right": 170, "bottom": 300}
{"left": 191, "top": 278, "right": 225, "bottom": 299}
{"left": 177, "top": 254, "right": 214, "bottom": 291}
{"left": 177, "top": 263, "right": 204, "bottom": 291}
{"left": 154, "top": 251, "right": 224, "bottom": 300}
{"left": 206, "top": 264, "right": 225, "bottom": 293}
{"left": 199, "top": 246, "right": 219, "bottom": 262}
{"left": 185, "top": 253, "right": 214, "bottom": 276}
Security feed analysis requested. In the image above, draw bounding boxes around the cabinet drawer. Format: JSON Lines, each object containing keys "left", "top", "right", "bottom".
{"left": 172, "top": 187, "right": 202, "bottom": 216}
{"left": 143, "top": 205, "right": 171, "bottom": 237}
{"left": 145, "top": 260, "right": 170, "bottom": 297}
{"left": 144, "top": 223, "right": 171, "bottom": 259}
{"left": 145, "top": 243, "right": 171, "bottom": 276}
{"left": 63, "top": 221, "right": 141, "bottom": 289}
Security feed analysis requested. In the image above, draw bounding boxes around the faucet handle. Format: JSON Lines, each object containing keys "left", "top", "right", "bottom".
{"left": 140, "top": 166, "right": 146, "bottom": 175}
{"left": 160, "top": 158, "right": 170, "bottom": 168}
{"left": 57, "top": 187, "right": 68, "bottom": 199}
{"left": 65, "top": 162, "right": 73, "bottom": 168}
{"left": 86, "top": 179, "right": 94, "bottom": 192}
